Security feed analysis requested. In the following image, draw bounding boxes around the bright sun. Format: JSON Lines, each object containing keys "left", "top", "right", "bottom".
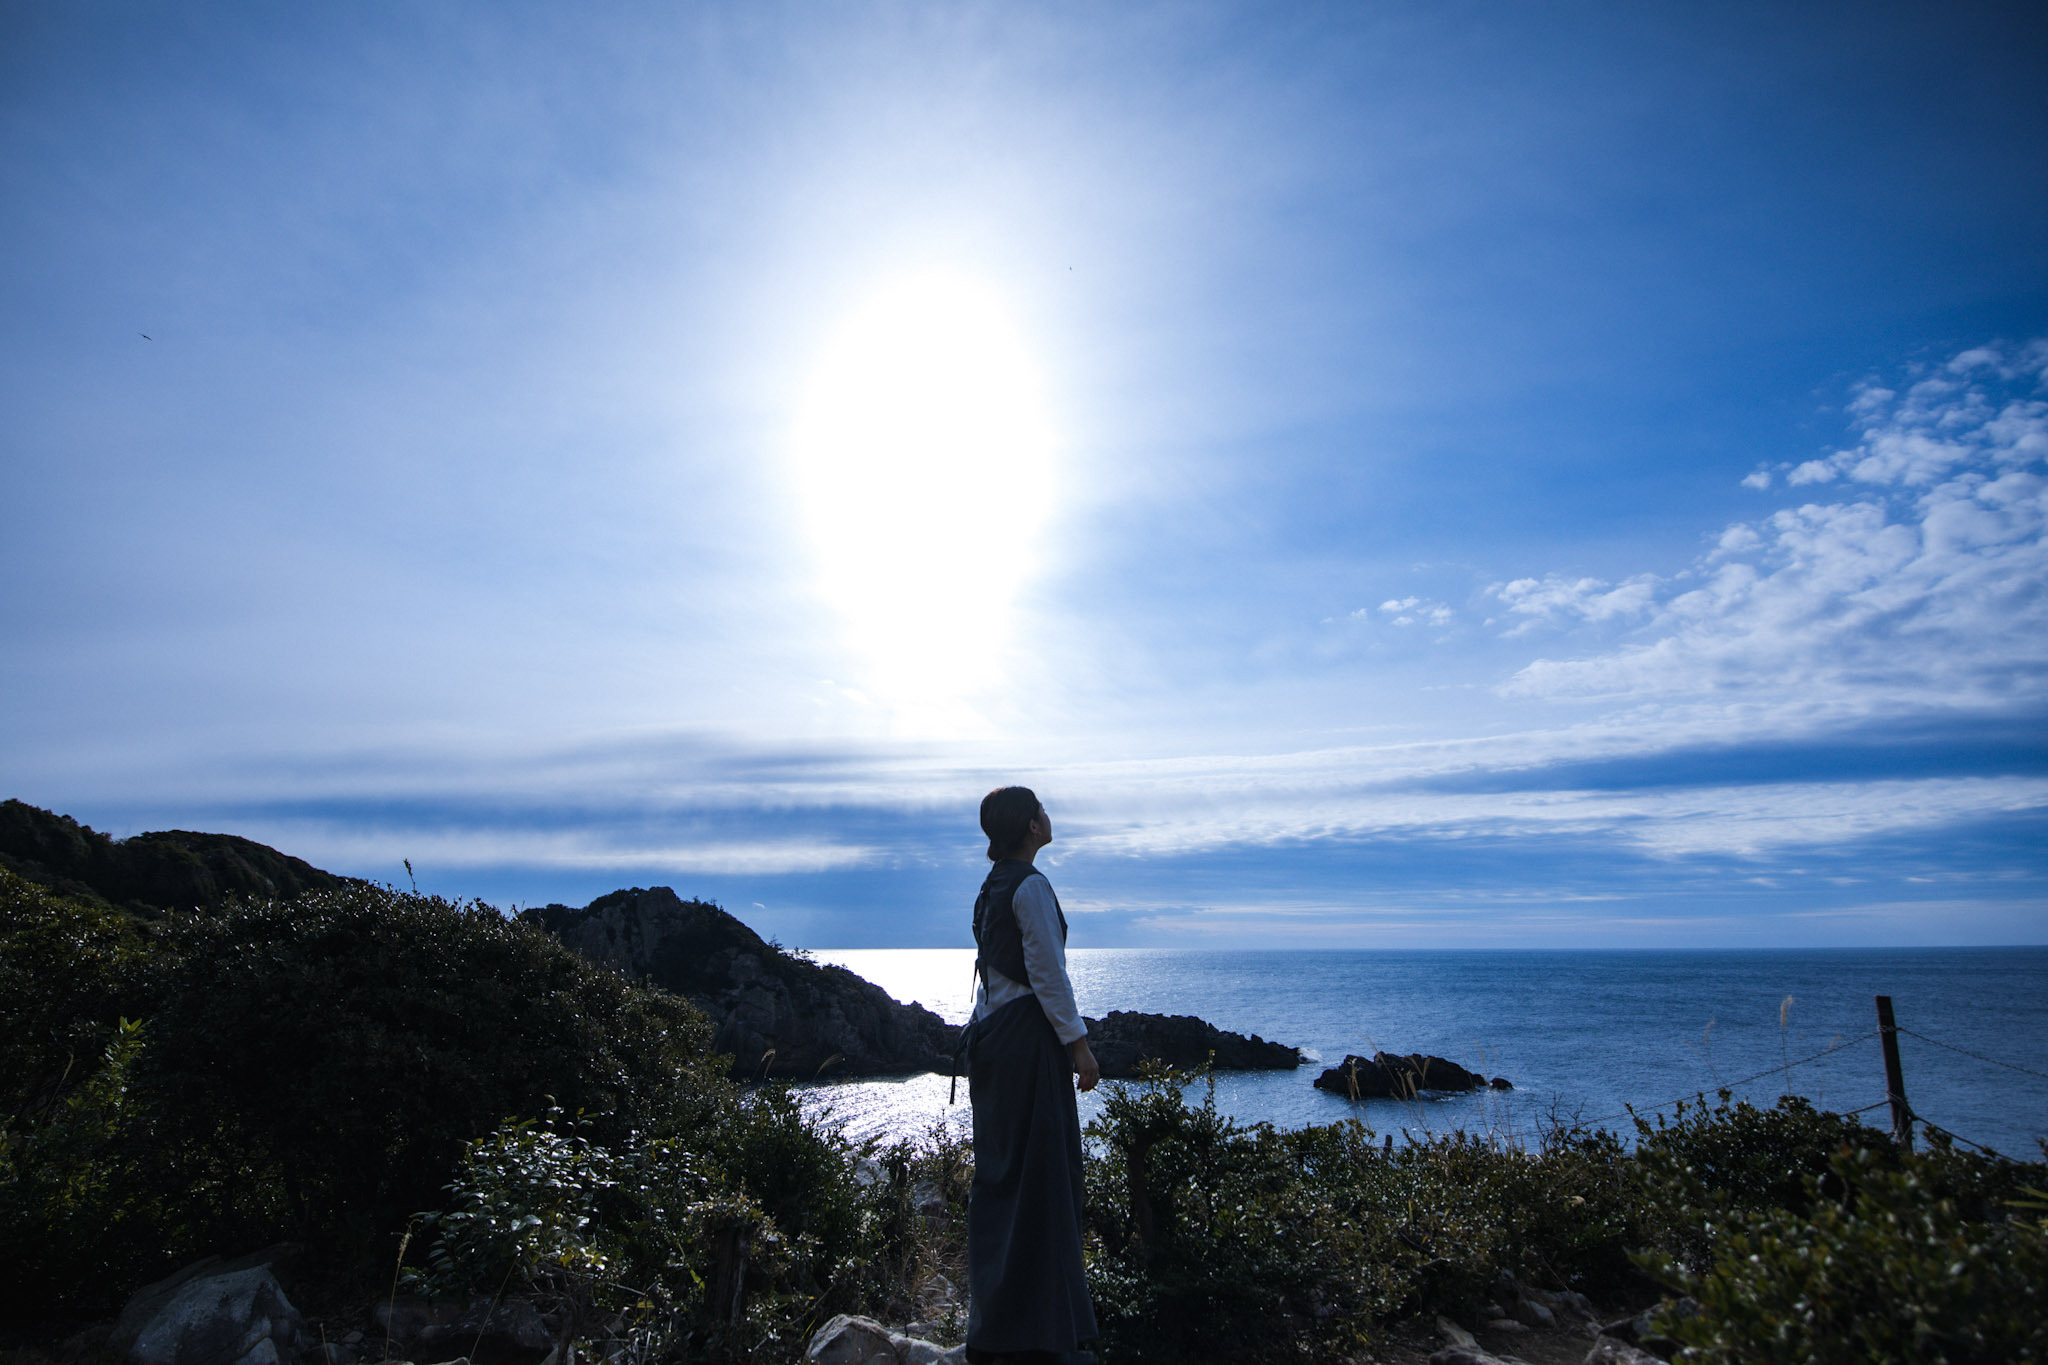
{"left": 790, "top": 270, "right": 1059, "bottom": 716}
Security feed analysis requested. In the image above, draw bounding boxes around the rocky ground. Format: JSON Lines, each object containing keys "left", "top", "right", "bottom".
{"left": 1364, "top": 1311, "right": 1675, "bottom": 1365}
{"left": 9, "top": 1246, "right": 1681, "bottom": 1365}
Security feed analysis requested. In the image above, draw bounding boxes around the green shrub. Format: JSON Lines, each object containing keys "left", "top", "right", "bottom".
{"left": 1367, "top": 1123, "right": 1649, "bottom": 1310}
{"left": 410, "top": 1095, "right": 919, "bottom": 1365}
{"left": 124, "top": 884, "right": 725, "bottom": 1267}
{"left": 1083, "top": 1078, "right": 1994, "bottom": 1363}
{"left": 1, "top": 879, "right": 729, "bottom": 1317}
{"left": 0, "top": 874, "right": 167, "bottom": 1318}
{"left": 0, "top": 1018, "right": 175, "bottom": 1310}
{"left": 410, "top": 1111, "right": 730, "bottom": 1354}
{"left": 1651, "top": 1146, "right": 2048, "bottom": 1363}
{"left": 0, "top": 870, "right": 148, "bottom": 1117}
{"left": 1084, "top": 1075, "right": 1400, "bottom": 1363}
{"left": 1633, "top": 1091, "right": 1889, "bottom": 1213}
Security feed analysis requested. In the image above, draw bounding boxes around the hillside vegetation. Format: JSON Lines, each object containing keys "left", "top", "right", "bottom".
{"left": 0, "top": 799, "right": 358, "bottom": 917}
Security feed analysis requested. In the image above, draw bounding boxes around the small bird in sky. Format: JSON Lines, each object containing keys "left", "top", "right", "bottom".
{"left": 138, "top": 332, "right": 151, "bottom": 340}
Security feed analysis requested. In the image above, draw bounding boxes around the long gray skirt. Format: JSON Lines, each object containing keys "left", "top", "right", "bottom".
{"left": 966, "top": 996, "right": 1099, "bottom": 1355}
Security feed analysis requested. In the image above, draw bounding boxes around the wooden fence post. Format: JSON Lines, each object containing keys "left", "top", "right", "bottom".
{"left": 1126, "top": 1134, "right": 1158, "bottom": 1266}
{"left": 1875, "top": 995, "right": 1912, "bottom": 1152}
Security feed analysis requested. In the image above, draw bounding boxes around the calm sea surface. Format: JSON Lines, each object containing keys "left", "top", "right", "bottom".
{"left": 801, "top": 948, "right": 2048, "bottom": 1159}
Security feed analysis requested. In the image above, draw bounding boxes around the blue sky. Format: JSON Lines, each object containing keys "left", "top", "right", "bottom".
{"left": 4, "top": 1, "right": 2046, "bottom": 947}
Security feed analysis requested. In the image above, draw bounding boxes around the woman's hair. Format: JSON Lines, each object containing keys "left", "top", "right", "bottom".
{"left": 980, "top": 786, "right": 1041, "bottom": 862}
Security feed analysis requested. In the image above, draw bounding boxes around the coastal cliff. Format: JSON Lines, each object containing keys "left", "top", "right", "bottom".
{"left": 519, "top": 887, "right": 959, "bottom": 1079}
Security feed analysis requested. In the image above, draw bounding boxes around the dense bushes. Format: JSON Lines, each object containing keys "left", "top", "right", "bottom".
{"left": 407, "top": 1096, "right": 952, "bottom": 1364}
{"left": 132, "top": 881, "right": 723, "bottom": 1260}
{"left": 0, "top": 872, "right": 728, "bottom": 1318}
{"left": 1650, "top": 1144, "right": 2048, "bottom": 1362}
{"left": 1084, "top": 1078, "right": 1394, "bottom": 1362}
{"left": 0, "top": 1017, "right": 169, "bottom": 1306}
{"left": 1080, "top": 1075, "right": 1656, "bottom": 1363}
{"left": 0, "top": 872, "right": 149, "bottom": 1114}
{"left": 1080, "top": 1073, "right": 2048, "bottom": 1364}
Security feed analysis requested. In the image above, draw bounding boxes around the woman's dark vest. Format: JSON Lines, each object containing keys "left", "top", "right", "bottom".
{"left": 973, "top": 858, "right": 1067, "bottom": 990}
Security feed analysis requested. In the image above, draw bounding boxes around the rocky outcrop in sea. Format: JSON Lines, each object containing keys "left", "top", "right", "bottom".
{"left": 1084, "top": 1009, "right": 1301, "bottom": 1077}
{"left": 1311, "top": 1051, "right": 1511, "bottom": 1097}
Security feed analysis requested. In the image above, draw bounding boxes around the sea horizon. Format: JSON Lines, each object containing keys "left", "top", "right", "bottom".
{"left": 804, "top": 945, "right": 2048, "bottom": 1161}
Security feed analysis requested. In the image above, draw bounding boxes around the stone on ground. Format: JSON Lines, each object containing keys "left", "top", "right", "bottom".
{"left": 120, "top": 1266, "right": 307, "bottom": 1365}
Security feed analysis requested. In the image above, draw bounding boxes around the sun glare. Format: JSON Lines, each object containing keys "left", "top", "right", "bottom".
{"left": 790, "top": 271, "right": 1058, "bottom": 720}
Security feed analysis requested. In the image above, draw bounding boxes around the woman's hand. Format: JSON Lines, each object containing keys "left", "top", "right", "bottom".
{"left": 1069, "top": 1037, "right": 1100, "bottom": 1092}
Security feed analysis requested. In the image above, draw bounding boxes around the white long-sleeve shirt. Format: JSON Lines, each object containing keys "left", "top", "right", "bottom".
{"left": 971, "top": 870, "right": 1088, "bottom": 1045}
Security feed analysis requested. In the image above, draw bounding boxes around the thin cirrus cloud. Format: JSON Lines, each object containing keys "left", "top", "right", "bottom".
{"left": 1496, "top": 342, "right": 2048, "bottom": 710}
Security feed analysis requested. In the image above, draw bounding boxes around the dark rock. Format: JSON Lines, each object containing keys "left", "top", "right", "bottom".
{"left": 118, "top": 1265, "right": 307, "bottom": 1365}
{"left": 1428, "top": 1348, "right": 1507, "bottom": 1365}
{"left": 0, "top": 799, "right": 360, "bottom": 918}
{"left": 414, "top": 1301, "right": 550, "bottom": 1365}
{"left": 1493, "top": 1271, "right": 1595, "bottom": 1331}
{"left": 113, "top": 1246, "right": 307, "bottom": 1362}
{"left": 1312, "top": 1051, "right": 1498, "bottom": 1097}
{"left": 1633, "top": 1296, "right": 1698, "bottom": 1360}
{"left": 1082, "top": 1010, "right": 1302, "bottom": 1077}
{"left": 1584, "top": 1340, "right": 1668, "bottom": 1365}
{"left": 1491, "top": 1076, "right": 1514, "bottom": 1090}
{"left": 1597, "top": 1314, "right": 1643, "bottom": 1345}
{"left": 804, "top": 1315, "right": 897, "bottom": 1365}
{"left": 369, "top": 1299, "right": 457, "bottom": 1349}
{"left": 521, "top": 888, "right": 957, "bottom": 1079}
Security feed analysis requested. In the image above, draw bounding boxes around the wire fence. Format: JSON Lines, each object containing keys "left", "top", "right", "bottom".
{"left": 1549, "top": 1019, "right": 2047, "bottom": 1160}
{"left": 1898, "top": 1025, "right": 2048, "bottom": 1084}
{"left": 1566, "top": 1029, "right": 1880, "bottom": 1132}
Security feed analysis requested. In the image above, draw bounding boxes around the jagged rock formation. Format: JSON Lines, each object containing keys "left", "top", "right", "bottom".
{"left": 1311, "top": 1051, "right": 1512, "bottom": 1098}
{"left": 520, "top": 887, "right": 958, "bottom": 1079}
{"left": 0, "top": 799, "right": 360, "bottom": 917}
{"left": 1083, "top": 1010, "right": 1301, "bottom": 1077}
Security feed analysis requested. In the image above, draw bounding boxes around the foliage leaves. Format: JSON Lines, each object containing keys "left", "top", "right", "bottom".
{"left": 0, "top": 873, "right": 726, "bottom": 1317}
{"left": 1647, "top": 1145, "right": 2048, "bottom": 1363}
{"left": 1083, "top": 1077, "right": 2047, "bottom": 1365}
{"left": 409, "top": 1101, "right": 965, "bottom": 1365}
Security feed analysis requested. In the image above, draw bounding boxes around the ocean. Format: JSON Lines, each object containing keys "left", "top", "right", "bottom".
{"left": 801, "top": 947, "right": 2048, "bottom": 1160}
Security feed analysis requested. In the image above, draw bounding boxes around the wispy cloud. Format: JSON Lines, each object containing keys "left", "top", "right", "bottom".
{"left": 1357, "top": 596, "right": 1454, "bottom": 627}
{"left": 1490, "top": 574, "right": 1660, "bottom": 634}
{"left": 268, "top": 825, "right": 881, "bottom": 878}
{"left": 1498, "top": 341, "right": 2048, "bottom": 708}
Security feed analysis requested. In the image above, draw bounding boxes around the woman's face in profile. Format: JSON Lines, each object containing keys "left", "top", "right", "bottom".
{"left": 1034, "top": 806, "right": 1052, "bottom": 846}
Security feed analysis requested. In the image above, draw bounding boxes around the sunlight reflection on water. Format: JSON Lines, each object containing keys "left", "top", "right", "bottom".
{"left": 798, "top": 948, "right": 2048, "bottom": 1156}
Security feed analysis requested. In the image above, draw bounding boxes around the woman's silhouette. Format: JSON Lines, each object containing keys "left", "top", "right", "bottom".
{"left": 963, "top": 786, "right": 1099, "bottom": 1365}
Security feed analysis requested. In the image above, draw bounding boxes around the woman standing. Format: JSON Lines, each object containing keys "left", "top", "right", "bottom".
{"left": 964, "top": 786, "right": 1100, "bottom": 1365}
